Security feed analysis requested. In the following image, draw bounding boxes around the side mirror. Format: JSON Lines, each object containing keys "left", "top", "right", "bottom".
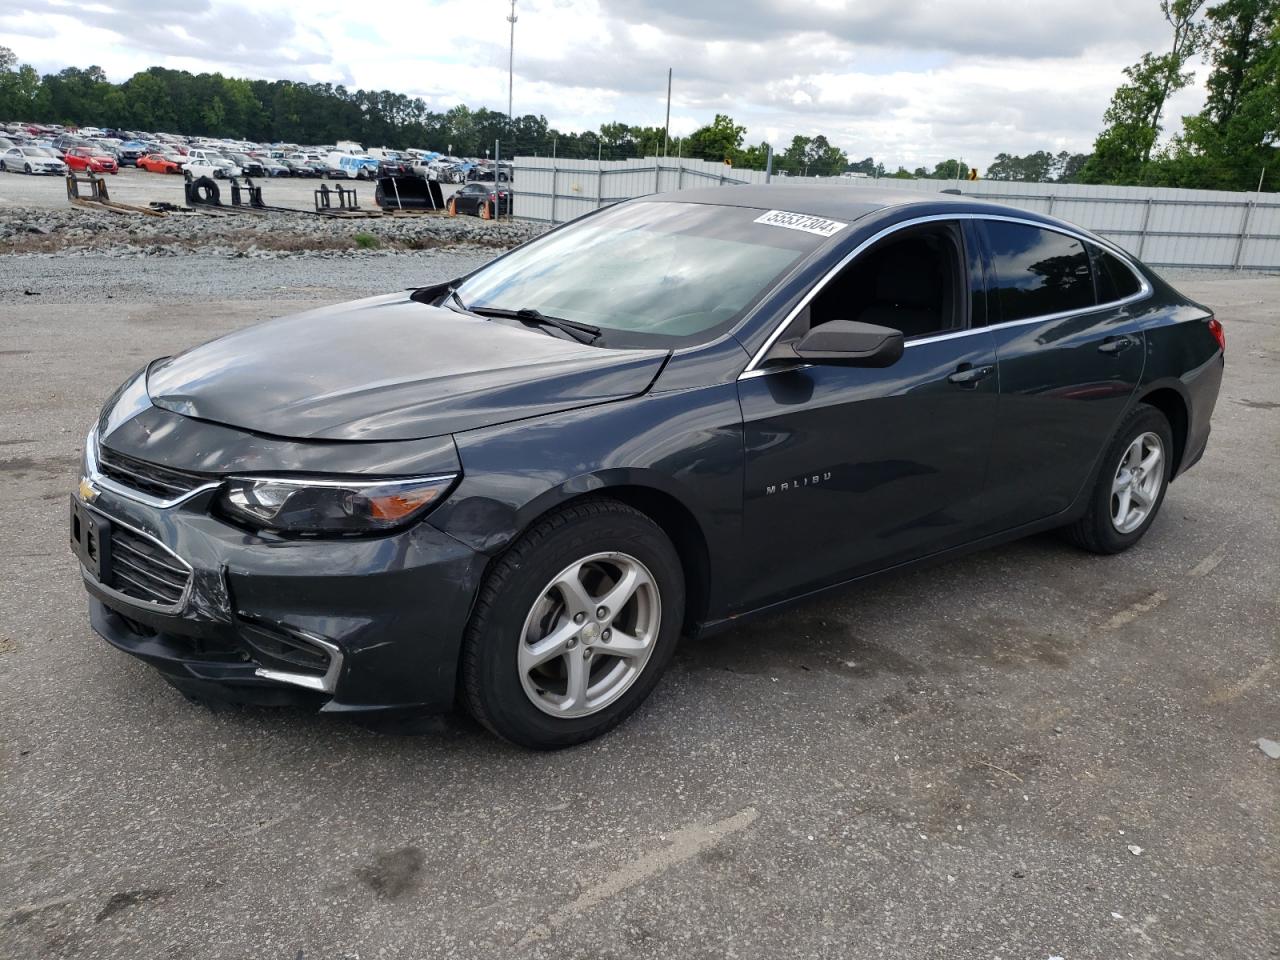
{"left": 767, "top": 320, "right": 905, "bottom": 368}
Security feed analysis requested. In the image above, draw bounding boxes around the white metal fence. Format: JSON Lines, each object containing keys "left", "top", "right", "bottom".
{"left": 511, "top": 156, "right": 1280, "bottom": 271}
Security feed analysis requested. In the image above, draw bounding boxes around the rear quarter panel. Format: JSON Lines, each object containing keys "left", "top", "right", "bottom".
{"left": 1136, "top": 281, "right": 1224, "bottom": 477}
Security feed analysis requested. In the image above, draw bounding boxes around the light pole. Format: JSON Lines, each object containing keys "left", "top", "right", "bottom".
{"left": 663, "top": 68, "right": 671, "bottom": 157}
{"left": 507, "top": 0, "right": 517, "bottom": 130}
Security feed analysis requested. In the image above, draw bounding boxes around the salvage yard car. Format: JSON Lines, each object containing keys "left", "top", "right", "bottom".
{"left": 449, "top": 182, "right": 511, "bottom": 217}
{"left": 63, "top": 145, "right": 118, "bottom": 174}
{"left": 136, "top": 153, "right": 184, "bottom": 174}
{"left": 0, "top": 145, "right": 67, "bottom": 175}
{"left": 71, "top": 186, "right": 1224, "bottom": 748}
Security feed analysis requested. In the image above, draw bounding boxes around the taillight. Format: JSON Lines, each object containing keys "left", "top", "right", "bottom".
{"left": 1207, "top": 317, "right": 1225, "bottom": 352}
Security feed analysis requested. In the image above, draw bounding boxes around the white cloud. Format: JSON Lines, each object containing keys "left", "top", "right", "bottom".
{"left": 0, "top": 0, "right": 1210, "bottom": 171}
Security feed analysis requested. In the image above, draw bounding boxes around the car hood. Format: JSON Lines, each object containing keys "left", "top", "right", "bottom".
{"left": 146, "top": 292, "right": 669, "bottom": 441}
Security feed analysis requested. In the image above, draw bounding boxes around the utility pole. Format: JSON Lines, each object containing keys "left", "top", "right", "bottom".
{"left": 506, "top": 0, "right": 517, "bottom": 130}
{"left": 663, "top": 68, "right": 672, "bottom": 157}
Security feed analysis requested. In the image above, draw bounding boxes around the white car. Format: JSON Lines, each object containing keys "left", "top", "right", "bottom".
{"left": 184, "top": 148, "right": 241, "bottom": 179}
{"left": 0, "top": 146, "right": 67, "bottom": 175}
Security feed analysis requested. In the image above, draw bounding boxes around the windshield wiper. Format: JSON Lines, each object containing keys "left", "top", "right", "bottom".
{"left": 464, "top": 305, "right": 602, "bottom": 345}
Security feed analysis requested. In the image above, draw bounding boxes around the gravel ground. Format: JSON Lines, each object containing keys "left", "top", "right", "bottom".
{"left": 3, "top": 250, "right": 500, "bottom": 302}
{"left": 0, "top": 259, "right": 1276, "bottom": 960}
{"left": 0, "top": 168, "right": 541, "bottom": 258}
{"left": 0, "top": 165, "right": 457, "bottom": 212}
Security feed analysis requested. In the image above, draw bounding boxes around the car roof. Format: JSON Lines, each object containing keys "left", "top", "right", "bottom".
{"left": 650, "top": 183, "right": 1109, "bottom": 245}
{"left": 654, "top": 183, "right": 1054, "bottom": 224}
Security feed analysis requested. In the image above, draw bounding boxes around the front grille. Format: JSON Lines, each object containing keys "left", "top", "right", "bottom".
{"left": 98, "top": 444, "right": 207, "bottom": 500}
{"left": 107, "top": 525, "right": 192, "bottom": 606}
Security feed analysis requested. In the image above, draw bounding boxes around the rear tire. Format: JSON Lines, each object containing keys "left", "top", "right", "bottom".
{"left": 461, "top": 499, "right": 685, "bottom": 749}
{"left": 1065, "top": 404, "right": 1173, "bottom": 554}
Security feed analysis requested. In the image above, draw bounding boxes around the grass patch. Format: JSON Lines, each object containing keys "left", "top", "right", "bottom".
{"left": 353, "top": 232, "right": 381, "bottom": 250}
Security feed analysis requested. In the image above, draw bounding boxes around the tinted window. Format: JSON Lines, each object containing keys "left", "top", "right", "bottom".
{"left": 1092, "top": 246, "right": 1143, "bottom": 303}
{"left": 984, "top": 221, "right": 1095, "bottom": 322}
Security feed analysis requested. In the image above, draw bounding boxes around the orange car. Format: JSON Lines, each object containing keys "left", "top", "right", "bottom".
{"left": 137, "top": 153, "right": 184, "bottom": 174}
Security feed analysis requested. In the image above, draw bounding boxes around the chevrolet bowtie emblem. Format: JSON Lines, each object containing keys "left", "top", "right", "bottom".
{"left": 78, "top": 477, "right": 99, "bottom": 502}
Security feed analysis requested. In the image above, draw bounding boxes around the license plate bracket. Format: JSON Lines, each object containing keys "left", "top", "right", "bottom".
{"left": 69, "top": 497, "right": 112, "bottom": 583}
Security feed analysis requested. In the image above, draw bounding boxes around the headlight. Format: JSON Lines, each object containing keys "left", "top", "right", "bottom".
{"left": 218, "top": 475, "right": 457, "bottom": 536}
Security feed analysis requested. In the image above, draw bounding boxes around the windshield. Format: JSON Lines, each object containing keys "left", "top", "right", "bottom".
{"left": 455, "top": 200, "right": 827, "bottom": 348}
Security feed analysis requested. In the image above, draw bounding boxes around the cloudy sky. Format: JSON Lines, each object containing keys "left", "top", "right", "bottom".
{"left": 1, "top": 0, "right": 1210, "bottom": 170}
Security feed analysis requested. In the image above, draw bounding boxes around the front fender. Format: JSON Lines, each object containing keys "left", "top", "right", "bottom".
{"left": 428, "top": 384, "right": 746, "bottom": 617}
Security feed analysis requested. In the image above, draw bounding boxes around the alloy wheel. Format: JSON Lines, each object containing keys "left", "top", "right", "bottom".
{"left": 1111, "top": 431, "right": 1164, "bottom": 534}
{"left": 518, "top": 551, "right": 661, "bottom": 718}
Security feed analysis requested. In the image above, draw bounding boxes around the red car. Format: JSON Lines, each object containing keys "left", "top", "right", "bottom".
{"left": 64, "top": 146, "right": 118, "bottom": 174}
{"left": 136, "top": 153, "right": 183, "bottom": 174}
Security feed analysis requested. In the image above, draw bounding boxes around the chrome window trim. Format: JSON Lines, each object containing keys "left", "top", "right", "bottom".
{"left": 738, "top": 212, "right": 1152, "bottom": 380}
{"left": 86, "top": 428, "right": 221, "bottom": 509}
{"left": 78, "top": 501, "right": 195, "bottom": 614}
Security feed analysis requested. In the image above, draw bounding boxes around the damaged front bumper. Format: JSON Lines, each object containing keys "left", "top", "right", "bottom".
{"left": 74, "top": 477, "right": 487, "bottom": 714}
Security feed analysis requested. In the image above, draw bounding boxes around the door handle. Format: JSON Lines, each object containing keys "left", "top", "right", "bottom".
{"left": 948, "top": 363, "right": 995, "bottom": 387}
{"left": 1098, "top": 335, "right": 1136, "bottom": 355}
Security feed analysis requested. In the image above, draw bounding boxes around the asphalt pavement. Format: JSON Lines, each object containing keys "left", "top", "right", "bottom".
{"left": 0, "top": 263, "right": 1276, "bottom": 959}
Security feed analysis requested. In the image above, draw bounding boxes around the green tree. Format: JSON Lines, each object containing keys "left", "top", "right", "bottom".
{"left": 1155, "top": 0, "right": 1278, "bottom": 190}
{"left": 1202, "top": 0, "right": 1277, "bottom": 125}
{"left": 0, "top": 47, "right": 44, "bottom": 120}
{"left": 987, "top": 151, "right": 1045, "bottom": 181}
{"left": 929, "top": 159, "right": 970, "bottom": 179}
{"left": 684, "top": 113, "right": 746, "bottom": 162}
{"left": 1082, "top": 0, "right": 1210, "bottom": 184}
{"left": 779, "top": 135, "right": 812, "bottom": 174}
{"left": 803, "top": 135, "right": 849, "bottom": 176}
{"left": 1056, "top": 151, "right": 1092, "bottom": 182}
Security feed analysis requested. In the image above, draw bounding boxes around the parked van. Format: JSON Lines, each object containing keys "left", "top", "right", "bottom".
{"left": 326, "top": 151, "right": 380, "bottom": 179}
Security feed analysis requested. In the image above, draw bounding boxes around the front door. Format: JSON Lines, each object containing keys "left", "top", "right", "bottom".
{"left": 735, "top": 220, "right": 999, "bottom": 610}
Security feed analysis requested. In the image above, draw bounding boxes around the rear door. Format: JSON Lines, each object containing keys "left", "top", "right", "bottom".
{"left": 736, "top": 220, "right": 999, "bottom": 608}
{"left": 976, "top": 219, "right": 1147, "bottom": 531}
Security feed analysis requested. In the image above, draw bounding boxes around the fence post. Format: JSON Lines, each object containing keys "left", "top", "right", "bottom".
{"left": 655, "top": 160, "right": 661, "bottom": 195}
{"left": 1136, "top": 197, "right": 1153, "bottom": 259}
{"left": 1232, "top": 195, "right": 1257, "bottom": 270}
{"left": 676, "top": 163, "right": 683, "bottom": 190}
{"left": 595, "top": 161, "right": 603, "bottom": 209}
{"left": 494, "top": 139, "right": 503, "bottom": 219}
{"left": 1045, "top": 194, "right": 1055, "bottom": 216}
{"left": 550, "top": 163, "right": 557, "bottom": 223}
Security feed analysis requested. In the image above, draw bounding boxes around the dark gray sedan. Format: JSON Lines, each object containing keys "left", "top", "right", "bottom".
{"left": 71, "top": 186, "right": 1223, "bottom": 748}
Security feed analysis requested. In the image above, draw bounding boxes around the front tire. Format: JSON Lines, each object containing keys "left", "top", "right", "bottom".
{"left": 1065, "top": 404, "right": 1173, "bottom": 554}
{"left": 461, "top": 499, "right": 685, "bottom": 749}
